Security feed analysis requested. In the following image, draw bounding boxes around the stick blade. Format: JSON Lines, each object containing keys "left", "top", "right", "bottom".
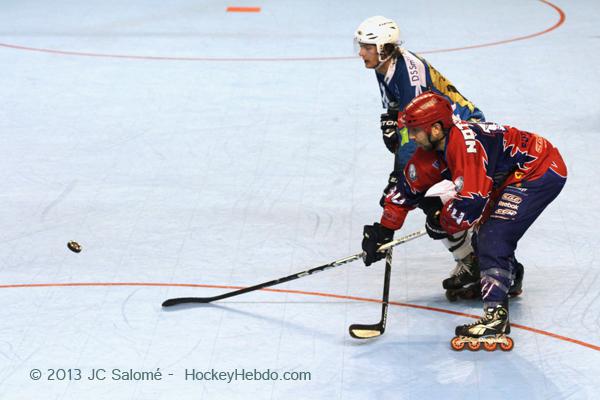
{"left": 162, "top": 297, "right": 212, "bottom": 307}
{"left": 348, "top": 323, "right": 385, "bottom": 339}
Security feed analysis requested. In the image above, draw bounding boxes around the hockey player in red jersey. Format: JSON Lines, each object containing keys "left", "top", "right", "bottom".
{"left": 355, "top": 16, "right": 484, "bottom": 301}
{"left": 361, "top": 92, "right": 567, "bottom": 350}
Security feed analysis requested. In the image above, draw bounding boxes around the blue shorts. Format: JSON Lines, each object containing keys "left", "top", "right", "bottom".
{"left": 474, "top": 169, "right": 566, "bottom": 307}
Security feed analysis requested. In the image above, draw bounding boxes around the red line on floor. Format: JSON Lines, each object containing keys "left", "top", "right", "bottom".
{"left": 226, "top": 6, "right": 261, "bottom": 13}
{"left": 2, "top": 281, "right": 598, "bottom": 352}
{"left": 420, "top": 0, "right": 566, "bottom": 54}
{"left": 0, "top": 0, "right": 565, "bottom": 62}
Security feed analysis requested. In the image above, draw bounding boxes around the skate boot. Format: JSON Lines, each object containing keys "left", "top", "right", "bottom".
{"left": 450, "top": 304, "right": 514, "bottom": 351}
{"left": 508, "top": 260, "right": 524, "bottom": 298}
{"left": 443, "top": 253, "right": 481, "bottom": 301}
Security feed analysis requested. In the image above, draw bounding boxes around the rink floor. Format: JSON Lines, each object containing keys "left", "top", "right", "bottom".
{"left": 1, "top": 1, "right": 599, "bottom": 399}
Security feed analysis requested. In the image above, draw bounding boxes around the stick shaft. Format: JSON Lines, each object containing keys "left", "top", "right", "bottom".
{"left": 162, "top": 229, "right": 426, "bottom": 306}
{"left": 204, "top": 253, "right": 362, "bottom": 302}
{"left": 379, "top": 248, "right": 393, "bottom": 328}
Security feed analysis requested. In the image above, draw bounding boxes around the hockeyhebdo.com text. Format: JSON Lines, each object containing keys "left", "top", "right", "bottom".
{"left": 28, "top": 367, "right": 312, "bottom": 383}
{"left": 185, "top": 368, "right": 312, "bottom": 383}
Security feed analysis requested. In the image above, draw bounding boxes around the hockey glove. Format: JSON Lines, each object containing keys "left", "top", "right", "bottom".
{"left": 425, "top": 210, "right": 448, "bottom": 240}
{"left": 380, "top": 171, "right": 401, "bottom": 207}
{"left": 362, "top": 223, "right": 394, "bottom": 266}
{"left": 418, "top": 196, "right": 443, "bottom": 217}
{"left": 380, "top": 109, "right": 399, "bottom": 153}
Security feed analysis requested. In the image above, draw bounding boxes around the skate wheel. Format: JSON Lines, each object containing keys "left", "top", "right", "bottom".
{"left": 445, "top": 290, "right": 458, "bottom": 302}
{"left": 463, "top": 289, "right": 480, "bottom": 300}
{"left": 467, "top": 341, "right": 481, "bottom": 351}
{"left": 483, "top": 342, "right": 497, "bottom": 351}
{"left": 450, "top": 337, "right": 465, "bottom": 351}
{"left": 509, "top": 290, "right": 523, "bottom": 298}
{"left": 499, "top": 337, "right": 514, "bottom": 351}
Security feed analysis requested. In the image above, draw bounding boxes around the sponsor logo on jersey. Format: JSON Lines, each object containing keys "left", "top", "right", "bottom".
{"left": 514, "top": 171, "right": 525, "bottom": 180}
{"left": 408, "top": 59, "right": 420, "bottom": 84}
{"left": 401, "top": 50, "right": 426, "bottom": 95}
{"left": 501, "top": 193, "right": 522, "bottom": 204}
{"left": 520, "top": 133, "right": 530, "bottom": 148}
{"left": 535, "top": 135, "right": 545, "bottom": 153}
{"left": 408, "top": 164, "right": 417, "bottom": 181}
{"left": 497, "top": 201, "right": 519, "bottom": 210}
{"left": 478, "top": 123, "right": 506, "bottom": 137}
{"left": 454, "top": 176, "right": 464, "bottom": 192}
{"left": 494, "top": 208, "right": 517, "bottom": 216}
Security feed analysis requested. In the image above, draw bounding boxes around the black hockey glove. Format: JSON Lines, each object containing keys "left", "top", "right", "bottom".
{"left": 380, "top": 109, "right": 399, "bottom": 153}
{"left": 425, "top": 210, "right": 448, "bottom": 240}
{"left": 418, "top": 196, "right": 443, "bottom": 217}
{"left": 362, "top": 223, "right": 394, "bottom": 266}
{"left": 379, "top": 171, "right": 401, "bottom": 207}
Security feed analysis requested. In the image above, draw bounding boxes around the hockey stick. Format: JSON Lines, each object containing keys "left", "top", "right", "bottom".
{"left": 161, "top": 229, "right": 426, "bottom": 307}
{"left": 348, "top": 248, "right": 393, "bottom": 339}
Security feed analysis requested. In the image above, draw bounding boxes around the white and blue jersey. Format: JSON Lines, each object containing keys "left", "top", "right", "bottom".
{"left": 376, "top": 48, "right": 485, "bottom": 170}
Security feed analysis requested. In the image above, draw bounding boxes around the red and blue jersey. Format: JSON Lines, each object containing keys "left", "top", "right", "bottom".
{"left": 381, "top": 122, "right": 567, "bottom": 233}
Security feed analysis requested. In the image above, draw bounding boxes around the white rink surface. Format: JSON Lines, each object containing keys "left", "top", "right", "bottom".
{"left": 1, "top": 1, "right": 599, "bottom": 399}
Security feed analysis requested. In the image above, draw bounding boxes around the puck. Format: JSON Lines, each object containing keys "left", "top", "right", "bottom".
{"left": 67, "top": 241, "right": 82, "bottom": 253}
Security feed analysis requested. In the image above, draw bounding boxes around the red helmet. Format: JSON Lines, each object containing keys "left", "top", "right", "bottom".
{"left": 401, "top": 91, "right": 454, "bottom": 131}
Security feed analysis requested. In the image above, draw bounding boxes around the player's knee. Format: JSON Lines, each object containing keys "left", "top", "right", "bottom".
{"left": 476, "top": 236, "right": 514, "bottom": 273}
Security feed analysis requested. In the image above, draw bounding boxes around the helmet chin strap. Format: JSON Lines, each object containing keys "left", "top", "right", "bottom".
{"left": 375, "top": 46, "right": 400, "bottom": 70}
{"left": 375, "top": 53, "right": 393, "bottom": 69}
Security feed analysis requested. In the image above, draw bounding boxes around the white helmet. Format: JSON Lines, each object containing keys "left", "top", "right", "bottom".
{"left": 354, "top": 16, "right": 401, "bottom": 62}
